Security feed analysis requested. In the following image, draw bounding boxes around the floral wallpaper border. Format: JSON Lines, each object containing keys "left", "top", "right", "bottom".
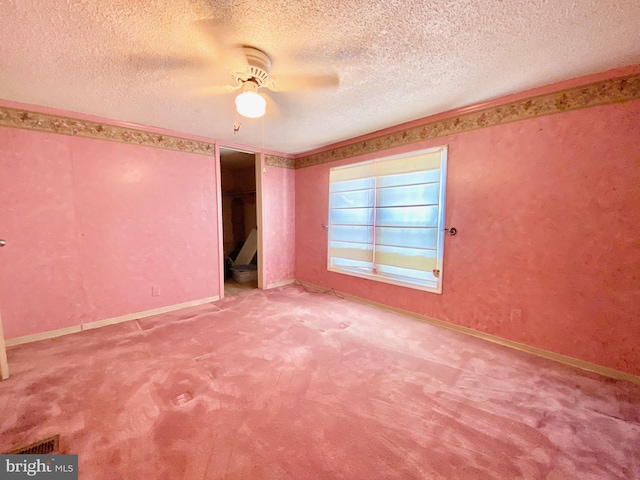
{"left": 0, "top": 106, "right": 296, "bottom": 169}
{"left": 295, "top": 73, "right": 640, "bottom": 169}
{"left": 0, "top": 107, "right": 216, "bottom": 156}
{"left": 265, "top": 155, "right": 295, "bottom": 169}
{"left": 3, "top": 72, "right": 638, "bottom": 166}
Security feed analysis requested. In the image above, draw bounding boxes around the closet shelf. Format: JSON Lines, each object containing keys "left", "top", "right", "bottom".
{"left": 223, "top": 189, "right": 256, "bottom": 197}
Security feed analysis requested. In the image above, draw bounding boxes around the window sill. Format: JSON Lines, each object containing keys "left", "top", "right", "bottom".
{"left": 328, "top": 266, "right": 442, "bottom": 294}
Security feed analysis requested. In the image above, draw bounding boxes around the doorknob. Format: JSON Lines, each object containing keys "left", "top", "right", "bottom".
{"left": 0, "top": 239, "right": 5, "bottom": 247}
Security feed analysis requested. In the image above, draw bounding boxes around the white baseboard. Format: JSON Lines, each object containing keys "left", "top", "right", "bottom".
{"left": 298, "top": 281, "right": 640, "bottom": 385}
{"left": 266, "top": 279, "right": 296, "bottom": 289}
{"left": 6, "top": 325, "right": 82, "bottom": 347}
{"left": 82, "top": 296, "right": 219, "bottom": 331}
{"left": 5, "top": 295, "right": 219, "bottom": 347}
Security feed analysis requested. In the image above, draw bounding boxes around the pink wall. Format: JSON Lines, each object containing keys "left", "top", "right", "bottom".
{"left": 0, "top": 127, "right": 219, "bottom": 339}
{"left": 295, "top": 99, "right": 640, "bottom": 375}
{"left": 261, "top": 163, "right": 296, "bottom": 287}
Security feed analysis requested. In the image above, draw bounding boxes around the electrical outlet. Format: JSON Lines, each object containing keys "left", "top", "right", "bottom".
{"left": 510, "top": 309, "right": 522, "bottom": 323}
{"left": 151, "top": 285, "right": 160, "bottom": 297}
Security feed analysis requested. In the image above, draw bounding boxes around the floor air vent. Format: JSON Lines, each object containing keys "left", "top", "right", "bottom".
{"left": 7, "top": 435, "right": 59, "bottom": 455}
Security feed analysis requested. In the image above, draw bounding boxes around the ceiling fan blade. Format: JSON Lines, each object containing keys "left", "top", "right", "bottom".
{"left": 267, "top": 73, "right": 339, "bottom": 92}
{"left": 123, "top": 53, "right": 210, "bottom": 71}
{"left": 193, "top": 18, "right": 232, "bottom": 47}
{"left": 193, "top": 19, "right": 249, "bottom": 71}
{"left": 193, "top": 83, "right": 241, "bottom": 96}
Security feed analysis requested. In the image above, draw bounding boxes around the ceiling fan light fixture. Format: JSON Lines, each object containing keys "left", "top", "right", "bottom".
{"left": 235, "top": 81, "right": 266, "bottom": 118}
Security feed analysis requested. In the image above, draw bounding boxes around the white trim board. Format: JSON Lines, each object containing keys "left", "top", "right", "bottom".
{"left": 5, "top": 325, "right": 82, "bottom": 348}
{"left": 0, "top": 311, "right": 10, "bottom": 379}
{"left": 214, "top": 143, "right": 225, "bottom": 300}
{"left": 82, "top": 296, "right": 219, "bottom": 330}
{"left": 298, "top": 281, "right": 640, "bottom": 385}
{"left": 256, "top": 152, "right": 265, "bottom": 290}
{"left": 266, "top": 279, "right": 296, "bottom": 289}
{"left": 5, "top": 296, "right": 219, "bottom": 347}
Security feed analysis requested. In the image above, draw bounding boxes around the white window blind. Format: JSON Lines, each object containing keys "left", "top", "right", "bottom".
{"left": 328, "top": 146, "right": 447, "bottom": 293}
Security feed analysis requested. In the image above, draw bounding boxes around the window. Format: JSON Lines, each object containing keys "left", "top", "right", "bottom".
{"left": 327, "top": 146, "right": 448, "bottom": 293}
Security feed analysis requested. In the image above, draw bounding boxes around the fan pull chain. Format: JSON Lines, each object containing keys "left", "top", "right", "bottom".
{"left": 233, "top": 110, "right": 241, "bottom": 133}
{"left": 261, "top": 114, "right": 267, "bottom": 174}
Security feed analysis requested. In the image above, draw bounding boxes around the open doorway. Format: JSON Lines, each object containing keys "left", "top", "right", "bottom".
{"left": 220, "top": 148, "right": 259, "bottom": 296}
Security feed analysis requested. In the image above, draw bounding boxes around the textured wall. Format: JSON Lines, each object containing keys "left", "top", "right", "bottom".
{"left": 0, "top": 128, "right": 219, "bottom": 339}
{"left": 295, "top": 99, "right": 640, "bottom": 375}
{"left": 261, "top": 164, "right": 296, "bottom": 287}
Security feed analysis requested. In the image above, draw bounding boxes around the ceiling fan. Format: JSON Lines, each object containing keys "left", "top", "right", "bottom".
{"left": 209, "top": 45, "right": 339, "bottom": 119}
{"left": 124, "top": 21, "right": 340, "bottom": 122}
{"left": 127, "top": 13, "right": 340, "bottom": 123}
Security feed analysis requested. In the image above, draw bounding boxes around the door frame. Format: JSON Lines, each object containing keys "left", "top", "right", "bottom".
{"left": 216, "top": 144, "right": 264, "bottom": 299}
{"left": 0, "top": 310, "right": 9, "bottom": 379}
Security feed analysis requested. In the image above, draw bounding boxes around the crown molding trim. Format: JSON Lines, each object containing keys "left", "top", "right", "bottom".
{"left": 0, "top": 107, "right": 216, "bottom": 156}
{"left": 265, "top": 154, "right": 295, "bottom": 169}
{"left": 3, "top": 73, "right": 638, "bottom": 163}
{"left": 295, "top": 73, "right": 640, "bottom": 169}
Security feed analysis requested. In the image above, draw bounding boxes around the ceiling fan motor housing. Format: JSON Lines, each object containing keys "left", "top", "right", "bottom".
{"left": 231, "top": 46, "right": 272, "bottom": 87}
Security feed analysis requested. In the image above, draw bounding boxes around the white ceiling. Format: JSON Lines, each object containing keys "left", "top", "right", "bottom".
{"left": 1, "top": 0, "right": 639, "bottom": 154}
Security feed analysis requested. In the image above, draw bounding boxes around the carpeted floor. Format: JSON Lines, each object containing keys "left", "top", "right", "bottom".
{"left": 224, "top": 279, "right": 258, "bottom": 297}
{"left": 1, "top": 285, "right": 639, "bottom": 479}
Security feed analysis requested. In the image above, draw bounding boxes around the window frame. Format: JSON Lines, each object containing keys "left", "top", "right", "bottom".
{"left": 327, "top": 145, "right": 448, "bottom": 294}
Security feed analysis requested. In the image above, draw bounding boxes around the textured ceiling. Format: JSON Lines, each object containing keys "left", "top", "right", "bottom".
{"left": 1, "top": 0, "right": 639, "bottom": 154}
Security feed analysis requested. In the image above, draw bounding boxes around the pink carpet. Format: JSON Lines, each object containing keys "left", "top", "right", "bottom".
{"left": 1, "top": 285, "right": 639, "bottom": 479}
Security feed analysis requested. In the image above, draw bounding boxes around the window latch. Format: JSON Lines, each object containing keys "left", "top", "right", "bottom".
{"left": 432, "top": 269, "right": 440, "bottom": 277}
{"left": 444, "top": 227, "right": 457, "bottom": 236}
